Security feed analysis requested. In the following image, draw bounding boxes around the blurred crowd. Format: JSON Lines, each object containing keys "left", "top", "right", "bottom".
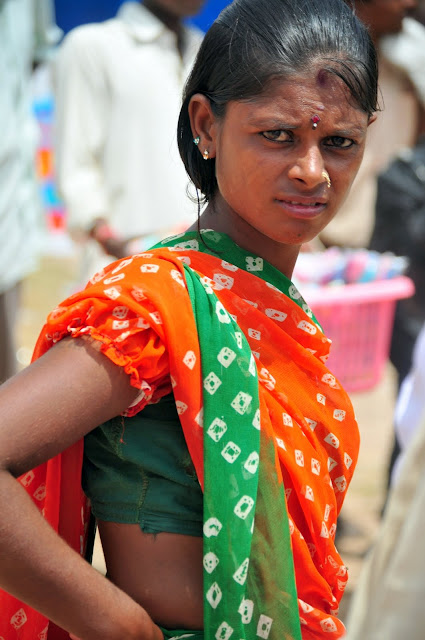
{"left": 2, "top": 0, "right": 425, "bottom": 637}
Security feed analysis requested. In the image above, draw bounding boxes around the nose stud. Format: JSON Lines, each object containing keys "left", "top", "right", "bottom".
{"left": 322, "top": 170, "right": 331, "bottom": 189}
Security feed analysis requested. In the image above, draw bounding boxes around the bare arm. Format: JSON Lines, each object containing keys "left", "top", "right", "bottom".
{"left": 0, "top": 337, "right": 163, "bottom": 640}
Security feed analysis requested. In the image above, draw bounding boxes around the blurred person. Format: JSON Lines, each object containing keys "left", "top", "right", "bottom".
{"left": 370, "top": 134, "right": 425, "bottom": 384}
{"left": 369, "top": 132, "right": 425, "bottom": 505}
{"left": 54, "top": 0, "right": 205, "bottom": 285}
{"left": 0, "top": 0, "right": 61, "bottom": 384}
{"left": 363, "top": 1, "right": 425, "bottom": 502}
{"left": 319, "top": 0, "right": 425, "bottom": 249}
{"left": 413, "top": 0, "right": 425, "bottom": 22}
{"left": 345, "top": 322, "right": 425, "bottom": 640}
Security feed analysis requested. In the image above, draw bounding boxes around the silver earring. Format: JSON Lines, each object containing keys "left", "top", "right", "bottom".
{"left": 193, "top": 136, "right": 200, "bottom": 145}
{"left": 203, "top": 149, "right": 209, "bottom": 160}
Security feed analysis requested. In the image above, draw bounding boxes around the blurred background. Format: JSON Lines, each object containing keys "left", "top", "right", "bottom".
{"left": 54, "top": 0, "right": 230, "bottom": 33}
{"left": 32, "top": 0, "right": 232, "bottom": 263}
{"left": 22, "top": 0, "right": 233, "bottom": 362}
{"left": 4, "top": 0, "right": 425, "bottom": 631}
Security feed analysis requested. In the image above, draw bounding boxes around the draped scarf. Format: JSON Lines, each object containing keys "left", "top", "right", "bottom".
{"left": 0, "top": 231, "right": 359, "bottom": 639}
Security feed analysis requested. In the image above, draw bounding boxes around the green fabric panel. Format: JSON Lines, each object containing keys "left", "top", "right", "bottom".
{"left": 182, "top": 243, "right": 302, "bottom": 640}
{"left": 83, "top": 393, "right": 203, "bottom": 535}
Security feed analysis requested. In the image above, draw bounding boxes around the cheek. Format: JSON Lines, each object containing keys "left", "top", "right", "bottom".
{"left": 215, "top": 156, "right": 242, "bottom": 201}
{"left": 333, "top": 150, "right": 365, "bottom": 195}
{"left": 216, "top": 147, "right": 263, "bottom": 200}
{"left": 331, "top": 170, "right": 359, "bottom": 212}
{"left": 339, "top": 167, "right": 357, "bottom": 190}
{"left": 333, "top": 175, "right": 355, "bottom": 206}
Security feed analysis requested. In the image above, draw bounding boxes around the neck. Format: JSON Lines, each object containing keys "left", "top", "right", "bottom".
{"left": 188, "top": 197, "right": 301, "bottom": 280}
{"left": 142, "top": 1, "right": 182, "bottom": 37}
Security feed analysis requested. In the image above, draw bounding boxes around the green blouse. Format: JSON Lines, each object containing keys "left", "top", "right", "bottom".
{"left": 82, "top": 393, "right": 203, "bottom": 536}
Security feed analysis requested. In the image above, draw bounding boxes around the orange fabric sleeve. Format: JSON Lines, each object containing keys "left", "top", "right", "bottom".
{"left": 32, "top": 259, "right": 177, "bottom": 415}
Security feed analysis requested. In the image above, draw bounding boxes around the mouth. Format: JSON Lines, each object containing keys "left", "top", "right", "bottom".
{"left": 275, "top": 198, "right": 327, "bottom": 218}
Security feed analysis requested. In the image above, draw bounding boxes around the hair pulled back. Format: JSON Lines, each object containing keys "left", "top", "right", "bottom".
{"left": 178, "top": 0, "right": 378, "bottom": 202}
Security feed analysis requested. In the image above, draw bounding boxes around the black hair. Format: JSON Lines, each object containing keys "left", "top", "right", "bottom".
{"left": 177, "top": 0, "right": 379, "bottom": 202}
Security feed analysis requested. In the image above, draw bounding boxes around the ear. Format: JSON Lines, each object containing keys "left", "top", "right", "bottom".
{"left": 188, "top": 93, "right": 218, "bottom": 159}
{"left": 367, "top": 113, "right": 378, "bottom": 127}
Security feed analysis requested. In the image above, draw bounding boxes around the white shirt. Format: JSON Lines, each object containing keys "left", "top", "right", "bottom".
{"left": 0, "top": 0, "right": 60, "bottom": 294}
{"left": 54, "top": 2, "right": 203, "bottom": 280}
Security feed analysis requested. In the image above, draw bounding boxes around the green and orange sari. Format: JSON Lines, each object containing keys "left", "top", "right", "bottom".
{"left": 0, "top": 230, "right": 359, "bottom": 639}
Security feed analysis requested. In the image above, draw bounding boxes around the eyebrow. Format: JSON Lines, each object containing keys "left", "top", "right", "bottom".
{"left": 248, "top": 117, "right": 298, "bottom": 129}
{"left": 331, "top": 126, "right": 367, "bottom": 137}
{"left": 248, "top": 118, "right": 366, "bottom": 137}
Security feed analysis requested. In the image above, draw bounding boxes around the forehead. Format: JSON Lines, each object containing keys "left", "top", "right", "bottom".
{"left": 234, "top": 72, "right": 368, "bottom": 128}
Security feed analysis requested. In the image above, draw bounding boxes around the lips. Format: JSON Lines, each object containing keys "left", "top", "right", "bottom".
{"left": 286, "top": 200, "right": 324, "bottom": 206}
{"left": 275, "top": 198, "right": 327, "bottom": 218}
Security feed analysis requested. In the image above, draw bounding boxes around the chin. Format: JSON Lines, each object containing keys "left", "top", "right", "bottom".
{"left": 269, "top": 231, "right": 315, "bottom": 247}
{"left": 276, "top": 225, "right": 325, "bottom": 247}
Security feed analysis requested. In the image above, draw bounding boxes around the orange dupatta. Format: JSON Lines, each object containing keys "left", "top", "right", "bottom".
{"left": 0, "top": 231, "right": 359, "bottom": 639}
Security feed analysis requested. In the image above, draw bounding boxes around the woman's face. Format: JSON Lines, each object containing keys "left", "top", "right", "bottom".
{"left": 207, "top": 72, "right": 373, "bottom": 249}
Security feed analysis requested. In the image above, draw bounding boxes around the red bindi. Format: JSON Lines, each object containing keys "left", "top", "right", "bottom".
{"left": 311, "top": 114, "right": 320, "bottom": 129}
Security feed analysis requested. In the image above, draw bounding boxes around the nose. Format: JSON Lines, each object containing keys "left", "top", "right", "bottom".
{"left": 287, "top": 145, "right": 326, "bottom": 190}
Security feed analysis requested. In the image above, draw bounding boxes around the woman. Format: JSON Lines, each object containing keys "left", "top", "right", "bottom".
{"left": 0, "top": 0, "right": 378, "bottom": 638}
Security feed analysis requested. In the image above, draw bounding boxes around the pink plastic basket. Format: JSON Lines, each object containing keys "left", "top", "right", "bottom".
{"left": 305, "top": 276, "right": 415, "bottom": 392}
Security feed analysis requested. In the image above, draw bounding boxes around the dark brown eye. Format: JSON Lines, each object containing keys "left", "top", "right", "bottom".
{"left": 325, "top": 136, "right": 354, "bottom": 149}
{"left": 262, "top": 130, "right": 291, "bottom": 142}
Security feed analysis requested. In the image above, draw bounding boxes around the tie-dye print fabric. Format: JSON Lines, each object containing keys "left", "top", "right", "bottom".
{"left": 0, "top": 231, "right": 358, "bottom": 639}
